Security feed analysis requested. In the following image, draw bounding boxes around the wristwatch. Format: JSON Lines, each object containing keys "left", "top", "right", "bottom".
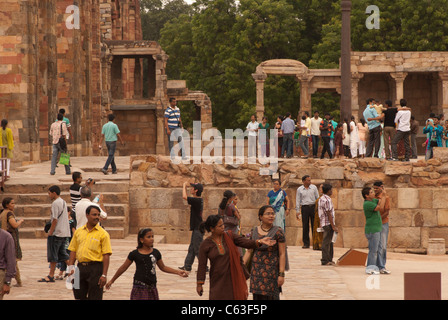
{"left": 101, "top": 274, "right": 107, "bottom": 278}
{"left": 4, "top": 281, "right": 11, "bottom": 286}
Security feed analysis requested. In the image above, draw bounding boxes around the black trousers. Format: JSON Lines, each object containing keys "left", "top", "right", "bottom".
{"left": 301, "top": 205, "right": 315, "bottom": 247}
{"left": 74, "top": 262, "right": 104, "bottom": 300}
{"left": 320, "top": 136, "right": 332, "bottom": 159}
{"left": 321, "top": 225, "right": 334, "bottom": 265}
{"left": 366, "top": 126, "right": 382, "bottom": 157}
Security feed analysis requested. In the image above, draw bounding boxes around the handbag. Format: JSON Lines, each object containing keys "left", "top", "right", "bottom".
{"left": 59, "top": 152, "right": 70, "bottom": 166}
{"left": 44, "top": 203, "right": 65, "bottom": 233}
{"left": 58, "top": 123, "right": 67, "bottom": 151}
{"left": 219, "top": 205, "right": 239, "bottom": 227}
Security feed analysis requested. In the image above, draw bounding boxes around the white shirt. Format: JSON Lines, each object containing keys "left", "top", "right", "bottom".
{"left": 394, "top": 110, "right": 411, "bottom": 132}
{"left": 75, "top": 198, "right": 107, "bottom": 229}
{"left": 295, "top": 184, "right": 320, "bottom": 210}
{"left": 310, "top": 117, "right": 322, "bottom": 136}
{"left": 246, "top": 121, "right": 259, "bottom": 137}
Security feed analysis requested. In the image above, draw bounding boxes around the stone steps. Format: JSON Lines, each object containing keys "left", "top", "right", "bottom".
{"left": 7, "top": 182, "right": 130, "bottom": 239}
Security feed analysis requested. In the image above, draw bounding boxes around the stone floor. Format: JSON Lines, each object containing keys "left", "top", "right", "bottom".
{"left": 4, "top": 236, "right": 448, "bottom": 301}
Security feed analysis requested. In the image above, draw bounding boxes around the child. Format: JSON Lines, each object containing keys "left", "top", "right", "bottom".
{"left": 334, "top": 123, "right": 344, "bottom": 159}
{"left": 106, "top": 228, "right": 188, "bottom": 300}
{"left": 294, "top": 126, "right": 301, "bottom": 157}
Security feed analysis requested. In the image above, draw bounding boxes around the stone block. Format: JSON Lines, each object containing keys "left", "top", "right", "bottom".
{"left": 389, "top": 209, "right": 413, "bottom": 227}
{"left": 389, "top": 227, "right": 421, "bottom": 248}
{"left": 432, "top": 190, "right": 448, "bottom": 209}
{"left": 337, "top": 189, "right": 353, "bottom": 210}
{"left": 433, "top": 147, "right": 448, "bottom": 162}
{"left": 384, "top": 162, "right": 412, "bottom": 176}
{"left": 397, "top": 188, "right": 419, "bottom": 209}
{"left": 427, "top": 228, "right": 448, "bottom": 248}
{"left": 340, "top": 227, "right": 368, "bottom": 248}
{"left": 147, "top": 188, "right": 173, "bottom": 209}
{"left": 437, "top": 209, "right": 448, "bottom": 227}
{"left": 335, "top": 210, "right": 365, "bottom": 228}
{"left": 419, "top": 189, "right": 433, "bottom": 209}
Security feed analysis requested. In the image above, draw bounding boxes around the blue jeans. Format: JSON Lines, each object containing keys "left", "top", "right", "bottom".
{"left": 183, "top": 229, "right": 204, "bottom": 271}
{"left": 377, "top": 222, "right": 389, "bottom": 269}
{"left": 365, "top": 232, "right": 381, "bottom": 271}
{"left": 167, "top": 127, "right": 186, "bottom": 159}
{"left": 51, "top": 144, "right": 70, "bottom": 175}
{"left": 281, "top": 133, "right": 293, "bottom": 157}
{"left": 299, "top": 135, "right": 309, "bottom": 156}
{"left": 311, "top": 135, "right": 319, "bottom": 157}
{"left": 103, "top": 141, "right": 117, "bottom": 172}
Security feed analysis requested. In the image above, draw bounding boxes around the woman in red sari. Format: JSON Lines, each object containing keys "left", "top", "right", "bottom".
{"left": 196, "top": 215, "right": 275, "bottom": 300}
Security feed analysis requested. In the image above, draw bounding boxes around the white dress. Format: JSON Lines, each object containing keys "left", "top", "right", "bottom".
{"left": 349, "top": 121, "right": 360, "bottom": 158}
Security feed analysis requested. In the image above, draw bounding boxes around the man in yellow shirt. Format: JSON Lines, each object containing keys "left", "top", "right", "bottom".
{"left": 67, "top": 205, "right": 112, "bottom": 300}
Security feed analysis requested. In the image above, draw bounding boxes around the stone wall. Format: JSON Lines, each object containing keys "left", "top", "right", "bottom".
{"left": 128, "top": 149, "right": 448, "bottom": 251}
{"left": 0, "top": 0, "right": 142, "bottom": 166}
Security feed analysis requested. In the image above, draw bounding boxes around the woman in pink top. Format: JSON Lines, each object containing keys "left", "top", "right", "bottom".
{"left": 357, "top": 118, "right": 369, "bottom": 158}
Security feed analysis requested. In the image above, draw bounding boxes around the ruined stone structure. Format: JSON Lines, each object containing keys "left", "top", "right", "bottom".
{"left": 129, "top": 149, "right": 448, "bottom": 251}
{"left": 0, "top": 0, "right": 212, "bottom": 167}
{"left": 253, "top": 53, "right": 448, "bottom": 155}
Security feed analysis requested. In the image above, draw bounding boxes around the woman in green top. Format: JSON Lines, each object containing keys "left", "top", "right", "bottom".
{"left": 361, "top": 187, "right": 387, "bottom": 275}
{"left": 259, "top": 117, "right": 270, "bottom": 157}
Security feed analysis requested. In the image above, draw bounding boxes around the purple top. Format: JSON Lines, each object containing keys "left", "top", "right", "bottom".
{"left": 0, "top": 229, "right": 16, "bottom": 283}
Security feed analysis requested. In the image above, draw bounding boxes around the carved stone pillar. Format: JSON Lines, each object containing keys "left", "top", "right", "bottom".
{"left": 155, "top": 107, "right": 166, "bottom": 155}
{"left": 351, "top": 72, "right": 364, "bottom": 120}
{"left": 439, "top": 72, "right": 448, "bottom": 117}
{"left": 297, "top": 75, "right": 312, "bottom": 115}
{"left": 390, "top": 72, "right": 408, "bottom": 107}
{"left": 252, "top": 73, "right": 267, "bottom": 121}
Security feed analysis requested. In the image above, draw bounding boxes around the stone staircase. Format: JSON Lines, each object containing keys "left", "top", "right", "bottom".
{"left": 4, "top": 156, "right": 132, "bottom": 239}
{"left": 7, "top": 180, "right": 130, "bottom": 239}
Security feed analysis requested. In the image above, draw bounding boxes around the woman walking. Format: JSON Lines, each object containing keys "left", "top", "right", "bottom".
{"left": 218, "top": 190, "right": 240, "bottom": 234}
{"left": 244, "top": 205, "right": 286, "bottom": 300}
{"left": 266, "top": 179, "right": 290, "bottom": 231}
{"left": 0, "top": 119, "right": 14, "bottom": 179}
{"left": 0, "top": 198, "right": 23, "bottom": 287}
{"left": 106, "top": 228, "right": 188, "bottom": 300}
{"left": 197, "top": 215, "right": 275, "bottom": 300}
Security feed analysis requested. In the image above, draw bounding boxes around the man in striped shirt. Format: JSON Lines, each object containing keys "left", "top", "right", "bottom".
{"left": 164, "top": 97, "right": 186, "bottom": 160}
{"left": 318, "top": 183, "right": 338, "bottom": 265}
{"left": 70, "top": 172, "right": 95, "bottom": 227}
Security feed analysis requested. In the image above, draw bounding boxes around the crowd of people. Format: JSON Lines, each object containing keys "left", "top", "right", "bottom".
{"left": 0, "top": 174, "right": 379, "bottom": 302}
{"left": 245, "top": 98, "right": 448, "bottom": 162}
{"left": 0, "top": 96, "right": 446, "bottom": 301}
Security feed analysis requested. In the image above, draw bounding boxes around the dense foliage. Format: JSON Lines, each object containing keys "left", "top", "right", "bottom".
{"left": 140, "top": 0, "right": 448, "bottom": 130}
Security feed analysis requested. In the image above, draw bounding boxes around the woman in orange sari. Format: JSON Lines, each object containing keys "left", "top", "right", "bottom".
{"left": 312, "top": 185, "right": 324, "bottom": 250}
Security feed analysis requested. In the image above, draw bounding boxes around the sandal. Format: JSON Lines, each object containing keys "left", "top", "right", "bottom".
{"left": 55, "top": 275, "right": 64, "bottom": 280}
{"left": 37, "top": 276, "right": 55, "bottom": 283}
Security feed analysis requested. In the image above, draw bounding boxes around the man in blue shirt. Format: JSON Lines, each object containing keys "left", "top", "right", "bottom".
{"left": 363, "top": 98, "right": 384, "bottom": 158}
{"left": 164, "top": 97, "right": 186, "bottom": 160}
{"left": 281, "top": 113, "right": 296, "bottom": 158}
{"left": 99, "top": 114, "right": 124, "bottom": 174}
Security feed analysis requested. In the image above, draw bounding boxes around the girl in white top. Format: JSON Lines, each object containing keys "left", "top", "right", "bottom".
{"left": 349, "top": 116, "right": 360, "bottom": 158}
{"left": 357, "top": 118, "right": 369, "bottom": 158}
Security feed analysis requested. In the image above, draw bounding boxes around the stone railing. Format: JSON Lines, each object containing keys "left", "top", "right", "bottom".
{"left": 128, "top": 148, "right": 448, "bottom": 252}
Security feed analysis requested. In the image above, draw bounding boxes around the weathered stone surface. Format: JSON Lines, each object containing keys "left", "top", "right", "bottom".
{"left": 384, "top": 163, "right": 412, "bottom": 176}
{"left": 397, "top": 188, "right": 419, "bottom": 209}
{"left": 389, "top": 227, "right": 421, "bottom": 248}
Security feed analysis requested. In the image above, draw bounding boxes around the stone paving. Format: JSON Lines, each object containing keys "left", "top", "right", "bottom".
{"left": 4, "top": 236, "right": 448, "bottom": 301}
